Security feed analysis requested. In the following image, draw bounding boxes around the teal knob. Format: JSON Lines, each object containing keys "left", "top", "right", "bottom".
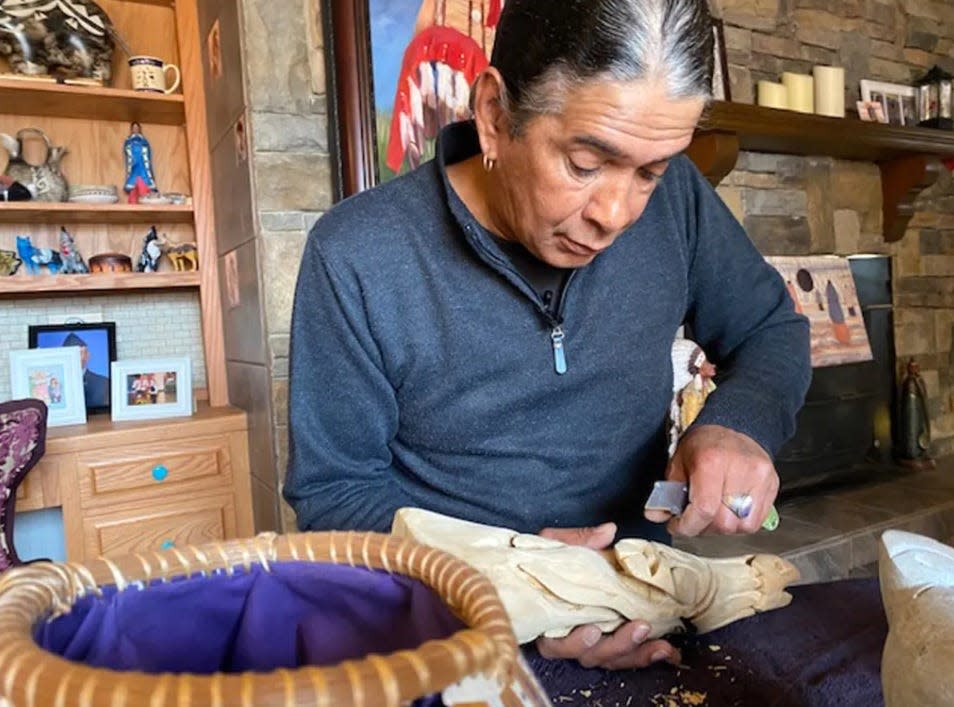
{"left": 152, "top": 465, "right": 169, "bottom": 482}
{"left": 160, "top": 540, "right": 175, "bottom": 550}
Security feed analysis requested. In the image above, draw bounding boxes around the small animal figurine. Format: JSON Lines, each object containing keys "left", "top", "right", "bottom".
{"left": 0, "top": 0, "right": 116, "bottom": 83}
{"left": 164, "top": 242, "right": 198, "bottom": 272}
{"left": 58, "top": 227, "right": 89, "bottom": 274}
{"left": 135, "top": 226, "right": 163, "bottom": 272}
{"left": 0, "top": 128, "right": 69, "bottom": 202}
{"left": 0, "top": 248, "right": 21, "bottom": 276}
{"left": 16, "top": 235, "right": 62, "bottom": 275}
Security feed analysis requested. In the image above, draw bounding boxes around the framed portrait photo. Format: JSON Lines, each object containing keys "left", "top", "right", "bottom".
{"left": 860, "top": 79, "right": 918, "bottom": 126}
{"left": 110, "top": 357, "right": 192, "bottom": 422}
{"left": 9, "top": 347, "right": 86, "bottom": 427}
{"left": 28, "top": 322, "right": 116, "bottom": 414}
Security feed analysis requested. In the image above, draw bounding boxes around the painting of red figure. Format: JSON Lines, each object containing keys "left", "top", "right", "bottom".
{"left": 766, "top": 255, "right": 873, "bottom": 368}
{"left": 371, "top": 0, "right": 503, "bottom": 181}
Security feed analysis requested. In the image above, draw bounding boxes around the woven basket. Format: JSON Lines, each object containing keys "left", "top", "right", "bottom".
{"left": 0, "top": 531, "right": 519, "bottom": 707}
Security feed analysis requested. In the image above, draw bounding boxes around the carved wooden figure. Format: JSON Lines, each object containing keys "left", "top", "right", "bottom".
{"left": 164, "top": 242, "right": 198, "bottom": 271}
{"left": 880, "top": 530, "right": 954, "bottom": 707}
{"left": 392, "top": 507, "right": 801, "bottom": 644}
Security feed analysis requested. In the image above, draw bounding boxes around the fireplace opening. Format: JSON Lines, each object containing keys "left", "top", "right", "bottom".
{"left": 776, "top": 255, "right": 898, "bottom": 498}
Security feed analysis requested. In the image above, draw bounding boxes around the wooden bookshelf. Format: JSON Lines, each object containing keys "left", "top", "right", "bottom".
{"left": 0, "top": 271, "right": 199, "bottom": 295}
{"left": 0, "top": 203, "right": 194, "bottom": 224}
{"left": 0, "top": 78, "right": 185, "bottom": 126}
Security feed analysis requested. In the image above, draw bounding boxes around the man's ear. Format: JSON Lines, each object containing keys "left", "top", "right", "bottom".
{"left": 471, "top": 67, "right": 511, "bottom": 160}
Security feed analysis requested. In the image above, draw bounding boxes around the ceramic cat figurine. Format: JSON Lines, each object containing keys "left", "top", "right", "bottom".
{"left": 16, "top": 236, "right": 62, "bottom": 275}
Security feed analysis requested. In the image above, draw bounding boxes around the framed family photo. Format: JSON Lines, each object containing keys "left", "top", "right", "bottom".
{"left": 9, "top": 347, "right": 86, "bottom": 427}
{"left": 28, "top": 322, "right": 116, "bottom": 414}
{"left": 110, "top": 357, "right": 192, "bottom": 422}
{"left": 860, "top": 79, "right": 918, "bottom": 127}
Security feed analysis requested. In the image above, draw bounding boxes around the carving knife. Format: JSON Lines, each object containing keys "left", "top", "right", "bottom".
{"left": 644, "top": 480, "right": 780, "bottom": 531}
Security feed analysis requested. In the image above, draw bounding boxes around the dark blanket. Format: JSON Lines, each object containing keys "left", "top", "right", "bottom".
{"left": 525, "top": 578, "right": 887, "bottom": 707}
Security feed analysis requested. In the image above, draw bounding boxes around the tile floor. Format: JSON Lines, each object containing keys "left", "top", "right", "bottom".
{"left": 674, "top": 458, "right": 954, "bottom": 584}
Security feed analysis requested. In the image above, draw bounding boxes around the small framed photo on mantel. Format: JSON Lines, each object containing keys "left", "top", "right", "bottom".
{"left": 9, "top": 347, "right": 86, "bottom": 427}
{"left": 110, "top": 357, "right": 193, "bottom": 422}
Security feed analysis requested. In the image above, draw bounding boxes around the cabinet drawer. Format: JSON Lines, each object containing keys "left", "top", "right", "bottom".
{"left": 77, "top": 435, "right": 233, "bottom": 509}
{"left": 83, "top": 493, "right": 237, "bottom": 559}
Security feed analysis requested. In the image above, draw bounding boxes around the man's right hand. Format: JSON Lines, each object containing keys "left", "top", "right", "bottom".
{"left": 534, "top": 523, "right": 681, "bottom": 670}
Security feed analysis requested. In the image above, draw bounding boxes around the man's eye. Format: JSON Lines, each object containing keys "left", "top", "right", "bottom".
{"left": 639, "top": 168, "right": 664, "bottom": 183}
{"left": 568, "top": 159, "right": 600, "bottom": 178}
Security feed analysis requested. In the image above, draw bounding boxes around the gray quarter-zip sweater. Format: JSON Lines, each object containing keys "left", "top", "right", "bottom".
{"left": 284, "top": 122, "right": 811, "bottom": 541}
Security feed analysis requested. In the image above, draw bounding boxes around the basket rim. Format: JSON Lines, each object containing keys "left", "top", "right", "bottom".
{"left": 0, "top": 530, "right": 518, "bottom": 707}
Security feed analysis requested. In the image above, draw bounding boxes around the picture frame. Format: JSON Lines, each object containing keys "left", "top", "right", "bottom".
{"left": 711, "top": 18, "right": 731, "bottom": 102}
{"left": 28, "top": 322, "right": 116, "bottom": 414}
{"left": 110, "top": 357, "right": 192, "bottom": 422}
{"left": 323, "top": 0, "right": 498, "bottom": 199}
{"left": 9, "top": 347, "right": 86, "bottom": 427}
{"left": 323, "top": 3, "right": 731, "bottom": 199}
{"left": 860, "top": 79, "right": 918, "bottom": 126}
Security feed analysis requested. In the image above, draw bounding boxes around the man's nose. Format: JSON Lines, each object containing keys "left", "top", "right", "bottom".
{"left": 583, "top": 179, "right": 649, "bottom": 237}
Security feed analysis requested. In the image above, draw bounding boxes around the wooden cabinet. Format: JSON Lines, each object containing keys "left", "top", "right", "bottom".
{"left": 0, "top": 0, "right": 227, "bottom": 405}
{"left": 24, "top": 403, "right": 252, "bottom": 563}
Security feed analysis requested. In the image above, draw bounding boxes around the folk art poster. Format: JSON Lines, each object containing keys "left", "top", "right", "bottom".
{"left": 369, "top": 0, "right": 502, "bottom": 181}
{"left": 765, "top": 256, "right": 873, "bottom": 368}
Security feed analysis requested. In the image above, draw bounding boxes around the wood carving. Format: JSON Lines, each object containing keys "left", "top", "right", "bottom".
{"left": 879, "top": 530, "right": 954, "bottom": 707}
{"left": 392, "top": 507, "right": 801, "bottom": 644}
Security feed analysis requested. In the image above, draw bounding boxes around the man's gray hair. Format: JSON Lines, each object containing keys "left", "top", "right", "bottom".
{"left": 489, "top": 0, "right": 714, "bottom": 134}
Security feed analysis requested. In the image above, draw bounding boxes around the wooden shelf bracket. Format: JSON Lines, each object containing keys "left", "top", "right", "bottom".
{"left": 880, "top": 155, "right": 942, "bottom": 243}
{"left": 685, "top": 131, "right": 740, "bottom": 187}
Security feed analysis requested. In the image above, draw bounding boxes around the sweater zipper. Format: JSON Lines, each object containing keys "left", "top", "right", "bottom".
{"left": 464, "top": 224, "right": 577, "bottom": 374}
{"left": 542, "top": 271, "right": 576, "bottom": 375}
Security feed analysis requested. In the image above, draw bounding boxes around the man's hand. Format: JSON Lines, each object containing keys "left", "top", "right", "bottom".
{"left": 645, "top": 424, "right": 779, "bottom": 537}
{"left": 533, "top": 524, "right": 680, "bottom": 670}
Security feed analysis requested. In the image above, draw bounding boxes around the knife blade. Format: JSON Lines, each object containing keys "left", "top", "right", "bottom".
{"left": 645, "top": 480, "right": 779, "bottom": 531}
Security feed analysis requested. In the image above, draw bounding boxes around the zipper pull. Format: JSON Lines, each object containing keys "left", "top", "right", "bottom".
{"left": 550, "top": 326, "right": 567, "bottom": 375}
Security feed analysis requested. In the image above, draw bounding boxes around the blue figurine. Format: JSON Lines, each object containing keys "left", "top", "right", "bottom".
{"left": 16, "top": 236, "right": 62, "bottom": 275}
{"left": 123, "top": 121, "right": 158, "bottom": 195}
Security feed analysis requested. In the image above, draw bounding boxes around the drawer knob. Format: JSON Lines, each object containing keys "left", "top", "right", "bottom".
{"left": 152, "top": 465, "right": 169, "bottom": 482}
{"left": 160, "top": 540, "right": 175, "bottom": 550}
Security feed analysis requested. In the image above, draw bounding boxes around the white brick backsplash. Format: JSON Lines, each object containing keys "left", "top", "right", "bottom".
{"left": 0, "top": 293, "right": 207, "bottom": 402}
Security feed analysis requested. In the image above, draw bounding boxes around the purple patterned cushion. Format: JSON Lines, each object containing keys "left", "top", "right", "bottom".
{"left": 0, "top": 399, "right": 48, "bottom": 572}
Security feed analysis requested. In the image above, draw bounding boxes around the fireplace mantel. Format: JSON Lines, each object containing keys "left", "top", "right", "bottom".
{"left": 686, "top": 101, "right": 954, "bottom": 242}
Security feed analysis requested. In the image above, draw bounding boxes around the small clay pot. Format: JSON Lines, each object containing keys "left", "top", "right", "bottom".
{"left": 88, "top": 252, "right": 132, "bottom": 273}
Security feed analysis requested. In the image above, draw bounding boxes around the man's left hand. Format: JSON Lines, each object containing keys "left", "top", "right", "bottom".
{"left": 645, "top": 424, "right": 778, "bottom": 537}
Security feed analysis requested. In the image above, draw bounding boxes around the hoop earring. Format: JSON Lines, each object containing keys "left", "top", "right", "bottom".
{"left": 482, "top": 154, "right": 496, "bottom": 172}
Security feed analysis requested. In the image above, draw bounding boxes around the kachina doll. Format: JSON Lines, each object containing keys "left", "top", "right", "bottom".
{"left": 123, "top": 122, "right": 157, "bottom": 202}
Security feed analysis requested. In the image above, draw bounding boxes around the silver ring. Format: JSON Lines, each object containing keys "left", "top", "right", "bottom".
{"left": 724, "top": 493, "right": 753, "bottom": 520}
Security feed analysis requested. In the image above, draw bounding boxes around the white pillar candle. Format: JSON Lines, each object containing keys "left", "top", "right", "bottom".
{"left": 813, "top": 65, "right": 845, "bottom": 118}
{"left": 758, "top": 81, "right": 789, "bottom": 110}
{"left": 782, "top": 72, "right": 814, "bottom": 113}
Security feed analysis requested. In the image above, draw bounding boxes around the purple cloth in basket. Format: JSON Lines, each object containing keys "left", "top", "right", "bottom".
{"left": 36, "top": 561, "right": 464, "bottom": 683}
{"left": 525, "top": 578, "right": 887, "bottom": 707}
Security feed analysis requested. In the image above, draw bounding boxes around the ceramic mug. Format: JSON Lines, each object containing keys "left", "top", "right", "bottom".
{"left": 129, "top": 55, "right": 181, "bottom": 94}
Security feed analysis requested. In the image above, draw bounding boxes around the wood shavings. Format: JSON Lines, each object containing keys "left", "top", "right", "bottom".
{"left": 650, "top": 687, "right": 709, "bottom": 706}
{"left": 708, "top": 644, "right": 721, "bottom": 651}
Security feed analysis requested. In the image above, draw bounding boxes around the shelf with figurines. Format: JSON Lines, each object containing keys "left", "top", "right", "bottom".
{"left": 0, "top": 123, "right": 193, "bottom": 219}
{"left": 0, "top": 225, "right": 200, "bottom": 295}
{"left": 0, "top": 1, "right": 184, "bottom": 124}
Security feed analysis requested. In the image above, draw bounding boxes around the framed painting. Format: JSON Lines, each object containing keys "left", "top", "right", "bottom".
{"left": 323, "top": 0, "right": 501, "bottom": 199}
